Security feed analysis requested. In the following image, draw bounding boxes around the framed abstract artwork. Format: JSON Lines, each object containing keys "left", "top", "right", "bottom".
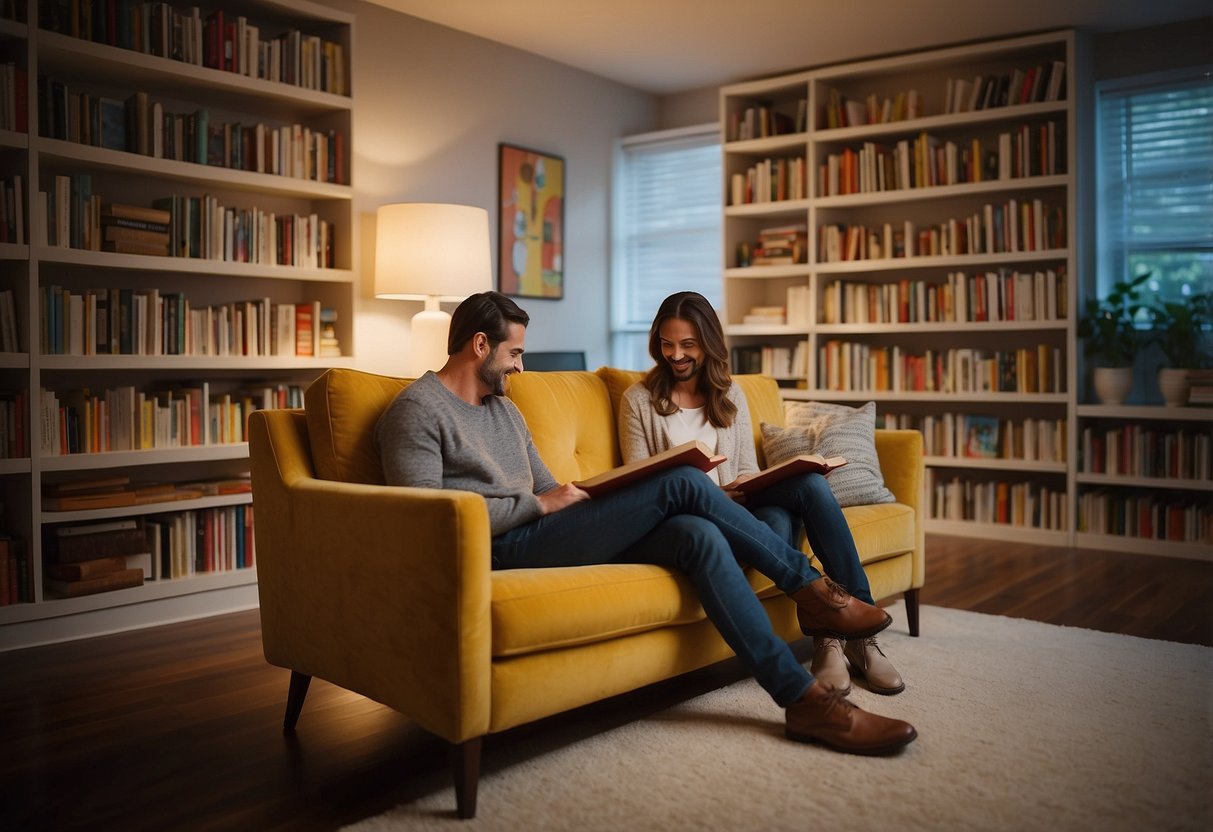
{"left": 497, "top": 143, "right": 565, "bottom": 299}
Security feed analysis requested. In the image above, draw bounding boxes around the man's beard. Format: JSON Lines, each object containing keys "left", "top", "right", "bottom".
{"left": 669, "top": 358, "right": 699, "bottom": 382}
{"left": 478, "top": 353, "right": 510, "bottom": 396}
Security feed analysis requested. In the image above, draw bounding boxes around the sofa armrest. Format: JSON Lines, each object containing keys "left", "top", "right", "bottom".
{"left": 874, "top": 428, "right": 925, "bottom": 589}
{"left": 249, "top": 409, "right": 492, "bottom": 742}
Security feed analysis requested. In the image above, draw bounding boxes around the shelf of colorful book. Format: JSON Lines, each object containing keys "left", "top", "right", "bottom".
{"left": 37, "top": 29, "right": 350, "bottom": 114}
{"left": 35, "top": 246, "right": 353, "bottom": 282}
{"left": 39, "top": 443, "right": 250, "bottom": 471}
{"left": 925, "top": 455, "right": 1067, "bottom": 473}
{"left": 813, "top": 100, "right": 1069, "bottom": 144}
{"left": 783, "top": 390, "right": 1068, "bottom": 404}
{"left": 815, "top": 320, "right": 1067, "bottom": 335}
{"left": 40, "top": 491, "right": 253, "bottom": 525}
{"left": 0, "top": 566, "right": 258, "bottom": 626}
{"left": 1076, "top": 473, "right": 1213, "bottom": 492}
{"left": 813, "top": 174, "right": 1067, "bottom": 209}
{"left": 39, "top": 354, "right": 351, "bottom": 371}
{"left": 37, "top": 138, "right": 352, "bottom": 200}
{"left": 813, "top": 248, "right": 1066, "bottom": 275}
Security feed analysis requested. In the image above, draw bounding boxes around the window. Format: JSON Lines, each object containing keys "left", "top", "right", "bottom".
{"left": 611, "top": 124, "right": 721, "bottom": 370}
{"left": 1095, "top": 68, "right": 1213, "bottom": 310}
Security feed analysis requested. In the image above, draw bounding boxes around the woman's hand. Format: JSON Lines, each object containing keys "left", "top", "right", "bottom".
{"left": 721, "top": 473, "right": 754, "bottom": 503}
{"left": 537, "top": 483, "right": 590, "bottom": 515}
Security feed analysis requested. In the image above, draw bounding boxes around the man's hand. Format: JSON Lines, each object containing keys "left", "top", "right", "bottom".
{"left": 537, "top": 483, "right": 590, "bottom": 515}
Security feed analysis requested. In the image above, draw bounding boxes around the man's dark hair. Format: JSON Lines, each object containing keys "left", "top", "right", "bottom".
{"left": 447, "top": 291, "right": 530, "bottom": 354}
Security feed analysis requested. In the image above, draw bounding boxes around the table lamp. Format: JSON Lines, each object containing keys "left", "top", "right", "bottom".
{"left": 374, "top": 203, "right": 493, "bottom": 377}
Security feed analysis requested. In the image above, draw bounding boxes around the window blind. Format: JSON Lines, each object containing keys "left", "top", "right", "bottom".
{"left": 612, "top": 126, "right": 721, "bottom": 369}
{"left": 1096, "top": 69, "right": 1213, "bottom": 300}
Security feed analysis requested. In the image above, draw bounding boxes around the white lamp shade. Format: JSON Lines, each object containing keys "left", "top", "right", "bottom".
{"left": 374, "top": 203, "right": 492, "bottom": 300}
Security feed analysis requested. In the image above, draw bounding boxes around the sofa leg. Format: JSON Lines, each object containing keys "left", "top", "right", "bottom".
{"left": 284, "top": 671, "right": 312, "bottom": 731}
{"left": 451, "top": 738, "right": 482, "bottom": 819}
{"left": 904, "top": 589, "right": 921, "bottom": 637}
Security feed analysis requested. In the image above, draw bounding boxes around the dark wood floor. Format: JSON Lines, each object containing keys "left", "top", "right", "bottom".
{"left": 1, "top": 535, "right": 1210, "bottom": 832}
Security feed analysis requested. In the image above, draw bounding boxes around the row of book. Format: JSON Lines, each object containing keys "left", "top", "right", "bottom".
{"left": 821, "top": 267, "right": 1069, "bottom": 325}
{"left": 737, "top": 223, "right": 808, "bottom": 267}
{"left": 43, "top": 180, "right": 336, "bottom": 268}
{"left": 41, "top": 506, "right": 255, "bottom": 598}
{"left": 0, "top": 61, "right": 27, "bottom": 132}
{"left": 42, "top": 472, "right": 250, "bottom": 511}
{"left": 37, "top": 381, "right": 305, "bottom": 456}
{"left": 729, "top": 156, "right": 808, "bottom": 205}
{"left": 819, "top": 88, "right": 923, "bottom": 130}
{"left": 40, "top": 80, "right": 347, "bottom": 184}
{"left": 881, "top": 411, "right": 1068, "bottom": 464}
{"left": 0, "top": 390, "right": 24, "bottom": 458}
{"left": 817, "top": 120, "right": 1065, "bottom": 197}
{"left": 0, "top": 533, "right": 29, "bottom": 605}
{"left": 730, "top": 342, "right": 809, "bottom": 381}
{"left": 1076, "top": 490, "right": 1211, "bottom": 544}
{"left": 725, "top": 100, "right": 807, "bottom": 142}
{"left": 0, "top": 174, "right": 26, "bottom": 244}
{"left": 943, "top": 61, "right": 1067, "bottom": 114}
{"left": 927, "top": 470, "right": 1068, "bottom": 530}
{"left": 41, "top": 2, "right": 348, "bottom": 95}
{"left": 1079, "top": 426, "right": 1212, "bottom": 481}
{"left": 817, "top": 341, "right": 1065, "bottom": 395}
{"left": 40, "top": 287, "right": 336, "bottom": 358}
{"left": 817, "top": 200, "right": 1066, "bottom": 262}
{"left": 0, "top": 288, "right": 18, "bottom": 351}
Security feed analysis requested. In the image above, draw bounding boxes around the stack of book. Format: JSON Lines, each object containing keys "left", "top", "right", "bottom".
{"left": 43, "top": 519, "right": 150, "bottom": 598}
{"left": 1188, "top": 370, "right": 1213, "bottom": 406}
{"left": 751, "top": 223, "right": 807, "bottom": 265}
{"left": 101, "top": 202, "right": 171, "bottom": 256}
{"left": 319, "top": 307, "right": 341, "bottom": 357}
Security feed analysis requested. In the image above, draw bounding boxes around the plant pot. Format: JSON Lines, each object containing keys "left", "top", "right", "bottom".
{"left": 1093, "top": 367, "right": 1133, "bottom": 405}
{"left": 1157, "top": 368, "right": 1191, "bottom": 408}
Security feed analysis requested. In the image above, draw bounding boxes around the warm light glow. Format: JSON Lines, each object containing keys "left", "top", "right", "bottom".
{"left": 374, "top": 203, "right": 492, "bottom": 376}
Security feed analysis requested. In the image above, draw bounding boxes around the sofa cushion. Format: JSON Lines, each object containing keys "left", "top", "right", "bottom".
{"left": 490, "top": 562, "right": 781, "bottom": 657}
{"left": 305, "top": 368, "right": 409, "bottom": 484}
{"left": 841, "top": 502, "right": 916, "bottom": 564}
{"left": 505, "top": 371, "right": 621, "bottom": 483}
{"left": 763, "top": 401, "right": 896, "bottom": 507}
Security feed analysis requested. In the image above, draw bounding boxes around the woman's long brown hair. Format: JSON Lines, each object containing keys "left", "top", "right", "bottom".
{"left": 643, "top": 291, "right": 737, "bottom": 428}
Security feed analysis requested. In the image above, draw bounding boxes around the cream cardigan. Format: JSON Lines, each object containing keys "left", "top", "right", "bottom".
{"left": 619, "top": 381, "right": 759, "bottom": 485}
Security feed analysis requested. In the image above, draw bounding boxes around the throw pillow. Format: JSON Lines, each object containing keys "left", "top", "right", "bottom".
{"left": 760, "top": 400, "right": 895, "bottom": 507}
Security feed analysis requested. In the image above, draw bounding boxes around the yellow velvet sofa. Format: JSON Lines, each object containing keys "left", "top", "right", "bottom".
{"left": 248, "top": 366, "right": 924, "bottom": 819}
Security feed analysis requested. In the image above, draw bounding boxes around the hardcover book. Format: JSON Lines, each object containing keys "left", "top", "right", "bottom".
{"left": 732, "top": 454, "right": 848, "bottom": 495}
{"left": 574, "top": 440, "right": 725, "bottom": 498}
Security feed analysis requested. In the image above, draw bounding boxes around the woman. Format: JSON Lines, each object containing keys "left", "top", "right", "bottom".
{"left": 618, "top": 291, "right": 905, "bottom": 695}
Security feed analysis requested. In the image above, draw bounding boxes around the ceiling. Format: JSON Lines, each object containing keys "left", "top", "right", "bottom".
{"left": 366, "top": 0, "right": 1211, "bottom": 95}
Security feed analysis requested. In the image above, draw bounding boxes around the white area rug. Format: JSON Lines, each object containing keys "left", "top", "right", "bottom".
{"left": 344, "top": 603, "right": 1213, "bottom": 831}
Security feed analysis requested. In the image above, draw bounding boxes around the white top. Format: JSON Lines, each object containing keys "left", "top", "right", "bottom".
{"left": 664, "top": 406, "right": 721, "bottom": 484}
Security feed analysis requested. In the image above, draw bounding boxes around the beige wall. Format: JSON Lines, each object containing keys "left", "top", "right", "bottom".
{"left": 321, "top": 0, "right": 658, "bottom": 375}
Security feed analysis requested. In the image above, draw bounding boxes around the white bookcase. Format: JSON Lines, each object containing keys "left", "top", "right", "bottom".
{"left": 0, "top": 0, "right": 356, "bottom": 648}
{"left": 721, "top": 31, "right": 1095, "bottom": 548}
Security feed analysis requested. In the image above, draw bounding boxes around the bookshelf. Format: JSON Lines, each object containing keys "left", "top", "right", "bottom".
{"left": 0, "top": 0, "right": 355, "bottom": 648}
{"left": 721, "top": 31, "right": 1090, "bottom": 548}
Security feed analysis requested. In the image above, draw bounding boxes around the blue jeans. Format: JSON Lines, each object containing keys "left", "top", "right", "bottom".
{"left": 746, "top": 472, "right": 875, "bottom": 606}
{"left": 492, "top": 465, "right": 820, "bottom": 706}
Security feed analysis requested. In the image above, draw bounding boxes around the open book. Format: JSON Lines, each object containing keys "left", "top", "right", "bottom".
{"left": 732, "top": 454, "right": 848, "bottom": 495}
{"left": 574, "top": 440, "right": 726, "bottom": 497}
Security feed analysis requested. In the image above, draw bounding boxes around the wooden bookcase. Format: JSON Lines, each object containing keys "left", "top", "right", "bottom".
{"left": 0, "top": 0, "right": 355, "bottom": 648}
{"left": 720, "top": 31, "right": 1096, "bottom": 548}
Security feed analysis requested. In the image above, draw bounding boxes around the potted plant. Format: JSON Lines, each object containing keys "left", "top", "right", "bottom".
{"left": 1147, "top": 290, "right": 1213, "bottom": 407}
{"left": 1077, "top": 273, "right": 1149, "bottom": 405}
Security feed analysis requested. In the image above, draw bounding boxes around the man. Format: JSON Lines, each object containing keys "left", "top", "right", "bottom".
{"left": 375, "top": 291, "right": 916, "bottom": 755}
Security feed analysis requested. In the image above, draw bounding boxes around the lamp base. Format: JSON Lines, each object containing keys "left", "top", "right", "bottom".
{"left": 408, "top": 307, "right": 451, "bottom": 377}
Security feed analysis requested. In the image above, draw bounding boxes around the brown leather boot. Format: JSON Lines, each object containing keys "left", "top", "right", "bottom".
{"left": 785, "top": 681, "right": 916, "bottom": 755}
{"left": 790, "top": 577, "right": 892, "bottom": 639}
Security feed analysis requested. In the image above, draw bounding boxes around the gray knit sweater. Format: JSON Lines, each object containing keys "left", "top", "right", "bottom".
{"left": 375, "top": 371, "right": 558, "bottom": 536}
